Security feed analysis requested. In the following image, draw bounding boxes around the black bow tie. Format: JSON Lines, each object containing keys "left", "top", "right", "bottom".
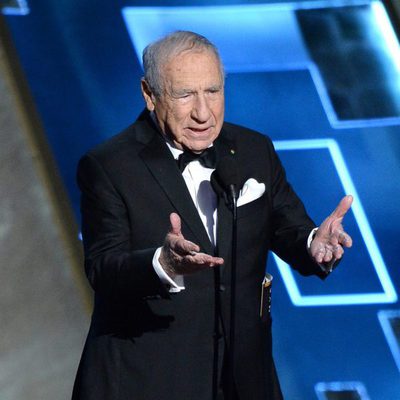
{"left": 177, "top": 147, "right": 217, "bottom": 172}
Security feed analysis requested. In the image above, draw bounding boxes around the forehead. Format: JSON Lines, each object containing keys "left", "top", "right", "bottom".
{"left": 162, "top": 50, "right": 223, "bottom": 88}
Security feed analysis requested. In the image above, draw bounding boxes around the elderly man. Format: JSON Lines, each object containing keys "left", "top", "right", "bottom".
{"left": 72, "top": 31, "right": 352, "bottom": 400}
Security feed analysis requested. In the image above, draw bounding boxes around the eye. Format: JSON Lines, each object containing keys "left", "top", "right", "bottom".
{"left": 207, "top": 88, "right": 221, "bottom": 96}
{"left": 175, "top": 91, "right": 193, "bottom": 100}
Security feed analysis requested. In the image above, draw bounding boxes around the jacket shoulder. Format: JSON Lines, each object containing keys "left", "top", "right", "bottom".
{"left": 223, "top": 121, "right": 273, "bottom": 143}
{"left": 83, "top": 111, "right": 155, "bottom": 164}
{"left": 222, "top": 121, "right": 275, "bottom": 154}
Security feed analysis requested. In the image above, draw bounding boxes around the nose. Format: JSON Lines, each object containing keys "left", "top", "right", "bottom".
{"left": 191, "top": 94, "right": 211, "bottom": 123}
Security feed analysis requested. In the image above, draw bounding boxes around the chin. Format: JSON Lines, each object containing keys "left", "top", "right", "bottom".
{"left": 186, "top": 141, "right": 212, "bottom": 153}
{"left": 185, "top": 135, "right": 217, "bottom": 152}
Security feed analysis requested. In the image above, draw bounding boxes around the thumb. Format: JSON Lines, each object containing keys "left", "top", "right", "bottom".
{"left": 330, "top": 195, "right": 353, "bottom": 220}
{"left": 169, "top": 213, "right": 182, "bottom": 236}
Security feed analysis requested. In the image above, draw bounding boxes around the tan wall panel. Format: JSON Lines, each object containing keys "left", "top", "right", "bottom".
{"left": 0, "top": 15, "right": 90, "bottom": 400}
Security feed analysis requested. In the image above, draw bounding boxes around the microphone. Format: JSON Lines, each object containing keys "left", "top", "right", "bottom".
{"left": 211, "top": 156, "right": 239, "bottom": 207}
{"left": 211, "top": 155, "right": 239, "bottom": 400}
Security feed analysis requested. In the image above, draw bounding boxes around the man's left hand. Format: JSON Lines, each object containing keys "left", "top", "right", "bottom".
{"left": 310, "top": 195, "right": 353, "bottom": 267}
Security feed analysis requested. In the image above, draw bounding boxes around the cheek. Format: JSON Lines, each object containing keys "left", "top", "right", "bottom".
{"left": 212, "top": 98, "right": 224, "bottom": 116}
{"left": 169, "top": 108, "right": 190, "bottom": 127}
{"left": 213, "top": 104, "right": 225, "bottom": 128}
{"left": 164, "top": 110, "right": 188, "bottom": 138}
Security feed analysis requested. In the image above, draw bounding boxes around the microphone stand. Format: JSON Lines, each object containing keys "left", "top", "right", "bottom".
{"left": 210, "top": 161, "right": 238, "bottom": 400}
{"left": 212, "top": 266, "right": 221, "bottom": 400}
{"left": 227, "top": 185, "right": 237, "bottom": 400}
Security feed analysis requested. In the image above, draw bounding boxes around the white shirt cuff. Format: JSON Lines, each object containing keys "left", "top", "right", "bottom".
{"left": 152, "top": 247, "right": 185, "bottom": 293}
{"left": 307, "top": 227, "right": 319, "bottom": 250}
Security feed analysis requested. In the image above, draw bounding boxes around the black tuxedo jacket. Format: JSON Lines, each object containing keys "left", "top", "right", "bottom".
{"left": 72, "top": 111, "right": 324, "bottom": 400}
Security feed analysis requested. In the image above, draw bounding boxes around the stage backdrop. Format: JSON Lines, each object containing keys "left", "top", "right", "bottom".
{"left": 4, "top": 0, "right": 400, "bottom": 399}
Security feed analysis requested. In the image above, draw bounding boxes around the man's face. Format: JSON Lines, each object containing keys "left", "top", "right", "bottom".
{"left": 142, "top": 50, "right": 225, "bottom": 153}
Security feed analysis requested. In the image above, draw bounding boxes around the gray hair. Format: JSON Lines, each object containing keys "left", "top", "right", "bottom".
{"left": 142, "top": 31, "right": 225, "bottom": 97}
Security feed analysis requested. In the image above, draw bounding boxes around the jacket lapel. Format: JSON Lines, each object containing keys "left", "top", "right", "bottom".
{"left": 214, "top": 128, "right": 236, "bottom": 265}
{"left": 136, "top": 113, "right": 214, "bottom": 255}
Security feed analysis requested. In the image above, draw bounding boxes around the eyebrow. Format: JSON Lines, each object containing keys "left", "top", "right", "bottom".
{"left": 207, "top": 84, "right": 223, "bottom": 91}
{"left": 172, "top": 84, "right": 223, "bottom": 96}
{"left": 172, "top": 88, "right": 194, "bottom": 96}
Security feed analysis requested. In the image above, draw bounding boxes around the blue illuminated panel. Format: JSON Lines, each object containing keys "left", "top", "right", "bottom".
{"left": 378, "top": 310, "right": 400, "bottom": 373}
{"left": 122, "top": 1, "right": 400, "bottom": 129}
{"left": 1, "top": 0, "right": 29, "bottom": 15}
{"left": 315, "top": 381, "right": 371, "bottom": 400}
{"left": 122, "top": 4, "right": 310, "bottom": 73}
{"left": 273, "top": 139, "right": 397, "bottom": 306}
{"left": 297, "top": 1, "right": 400, "bottom": 127}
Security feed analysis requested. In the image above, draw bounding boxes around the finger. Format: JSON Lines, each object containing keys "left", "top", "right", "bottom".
{"left": 338, "top": 231, "right": 353, "bottom": 248}
{"left": 332, "top": 245, "right": 344, "bottom": 260}
{"left": 312, "top": 247, "right": 326, "bottom": 264}
{"left": 200, "top": 254, "right": 224, "bottom": 265}
{"left": 186, "top": 252, "right": 224, "bottom": 266}
{"left": 169, "top": 213, "right": 182, "bottom": 236}
{"left": 173, "top": 238, "right": 200, "bottom": 255}
{"left": 328, "top": 222, "right": 347, "bottom": 246}
{"left": 323, "top": 249, "right": 333, "bottom": 263}
{"left": 174, "top": 255, "right": 224, "bottom": 275}
{"left": 330, "top": 195, "right": 353, "bottom": 220}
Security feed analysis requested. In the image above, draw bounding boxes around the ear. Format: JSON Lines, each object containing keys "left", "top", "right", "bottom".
{"left": 141, "top": 79, "right": 156, "bottom": 111}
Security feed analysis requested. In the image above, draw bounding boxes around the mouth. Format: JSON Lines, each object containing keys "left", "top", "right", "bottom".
{"left": 186, "top": 126, "right": 213, "bottom": 134}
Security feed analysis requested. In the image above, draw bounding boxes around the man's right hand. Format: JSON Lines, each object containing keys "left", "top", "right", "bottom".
{"left": 159, "top": 213, "right": 224, "bottom": 278}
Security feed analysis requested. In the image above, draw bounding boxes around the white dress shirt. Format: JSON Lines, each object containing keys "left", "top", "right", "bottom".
{"left": 152, "top": 143, "right": 217, "bottom": 293}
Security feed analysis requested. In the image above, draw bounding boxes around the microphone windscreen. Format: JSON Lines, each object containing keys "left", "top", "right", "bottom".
{"left": 215, "top": 156, "right": 238, "bottom": 187}
{"left": 211, "top": 155, "right": 238, "bottom": 197}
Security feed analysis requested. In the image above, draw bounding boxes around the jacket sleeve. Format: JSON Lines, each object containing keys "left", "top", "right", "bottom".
{"left": 77, "top": 153, "right": 169, "bottom": 299}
